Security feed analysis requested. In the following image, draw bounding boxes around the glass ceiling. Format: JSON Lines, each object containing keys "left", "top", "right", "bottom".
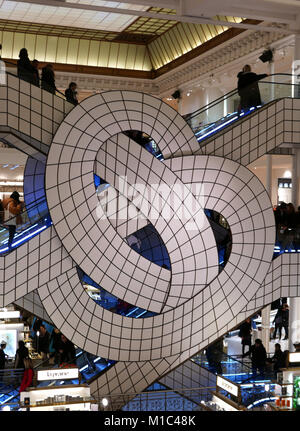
{"left": 0, "top": 0, "right": 149, "bottom": 31}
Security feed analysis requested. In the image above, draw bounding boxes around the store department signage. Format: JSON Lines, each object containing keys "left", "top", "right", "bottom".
{"left": 0, "top": 310, "right": 20, "bottom": 319}
{"left": 37, "top": 368, "right": 79, "bottom": 381}
{"left": 216, "top": 376, "right": 239, "bottom": 397}
{"left": 290, "top": 353, "right": 300, "bottom": 363}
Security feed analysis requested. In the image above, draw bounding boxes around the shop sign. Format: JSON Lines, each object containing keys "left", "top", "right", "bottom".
{"left": 0, "top": 310, "right": 20, "bottom": 319}
{"left": 290, "top": 353, "right": 300, "bottom": 363}
{"left": 216, "top": 376, "right": 239, "bottom": 397}
{"left": 37, "top": 368, "right": 79, "bottom": 381}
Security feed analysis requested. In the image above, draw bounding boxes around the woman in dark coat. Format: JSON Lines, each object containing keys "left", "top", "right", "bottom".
{"left": 15, "top": 340, "right": 29, "bottom": 369}
{"left": 41, "top": 64, "right": 56, "bottom": 94}
{"left": 17, "top": 48, "right": 35, "bottom": 84}
{"left": 237, "top": 65, "right": 268, "bottom": 111}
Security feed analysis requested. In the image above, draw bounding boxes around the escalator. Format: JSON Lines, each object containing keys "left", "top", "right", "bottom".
{"left": 185, "top": 74, "right": 298, "bottom": 146}
{"left": 1, "top": 68, "right": 299, "bottom": 409}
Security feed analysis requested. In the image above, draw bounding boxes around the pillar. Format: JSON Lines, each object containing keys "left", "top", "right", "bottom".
{"left": 261, "top": 154, "right": 273, "bottom": 353}
{"left": 289, "top": 299, "right": 300, "bottom": 351}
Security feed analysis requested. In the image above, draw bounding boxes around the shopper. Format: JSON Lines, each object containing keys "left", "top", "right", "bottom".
{"left": 0, "top": 341, "right": 7, "bottom": 381}
{"left": 281, "top": 303, "right": 289, "bottom": 340}
{"left": 65, "top": 82, "right": 78, "bottom": 105}
{"left": 273, "top": 305, "right": 283, "bottom": 339}
{"left": 41, "top": 64, "right": 56, "bottom": 94}
{"left": 19, "top": 357, "right": 34, "bottom": 393}
{"left": 32, "top": 59, "right": 40, "bottom": 87}
{"left": 17, "top": 48, "right": 35, "bottom": 84}
{"left": 238, "top": 317, "right": 252, "bottom": 357}
{"left": 49, "top": 328, "right": 61, "bottom": 365}
{"left": 59, "top": 334, "right": 76, "bottom": 366}
{"left": 205, "top": 338, "right": 223, "bottom": 375}
{"left": 0, "top": 199, "right": 4, "bottom": 224}
{"left": 37, "top": 324, "right": 50, "bottom": 361}
{"left": 249, "top": 338, "right": 267, "bottom": 378}
{"left": 271, "top": 343, "right": 287, "bottom": 375}
{"left": 2, "top": 191, "right": 23, "bottom": 249}
{"left": 15, "top": 340, "right": 29, "bottom": 369}
{"left": 237, "top": 65, "right": 268, "bottom": 112}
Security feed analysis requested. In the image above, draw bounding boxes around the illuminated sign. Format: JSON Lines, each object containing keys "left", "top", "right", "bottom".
{"left": 290, "top": 353, "right": 300, "bottom": 363}
{"left": 37, "top": 368, "right": 79, "bottom": 381}
{"left": 217, "top": 376, "right": 239, "bottom": 397}
{"left": 0, "top": 310, "right": 20, "bottom": 319}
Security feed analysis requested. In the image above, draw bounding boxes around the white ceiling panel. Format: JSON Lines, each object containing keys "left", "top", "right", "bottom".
{"left": 0, "top": 1, "right": 149, "bottom": 31}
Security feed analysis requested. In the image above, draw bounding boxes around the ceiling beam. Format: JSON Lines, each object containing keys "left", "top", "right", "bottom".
{"left": 65, "top": 0, "right": 180, "bottom": 8}
{"left": 9, "top": 0, "right": 294, "bottom": 34}
{"left": 219, "top": 7, "right": 295, "bottom": 24}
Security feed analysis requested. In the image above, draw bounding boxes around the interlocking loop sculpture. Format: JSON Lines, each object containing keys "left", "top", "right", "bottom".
{"left": 42, "top": 91, "right": 275, "bottom": 362}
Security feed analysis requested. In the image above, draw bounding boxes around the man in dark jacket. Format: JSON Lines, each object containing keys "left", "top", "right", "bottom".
{"left": 237, "top": 65, "right": 268, "bottom": 111}
{"left": 271, "top": 343, "right": 287, "bottom": 375}
{"left": 238, "top": 317, "right": 252, "bottom": 357}
{"left": 32, "top": 59, "right": 40, "bottom": 87}
{"left": 65, "top": 82, "right": 78, "bottom": 105}
{"left": 59, "top": 334, "right": 76, "bottom": 366}
{"left": 281, "top": 303, "right": 289, "bottom": 340}
{"left": 250, "top": 339, "right": 267, "bottom": 378}
{"left": 41, "top": 64, "right": 56, "bottom": 94}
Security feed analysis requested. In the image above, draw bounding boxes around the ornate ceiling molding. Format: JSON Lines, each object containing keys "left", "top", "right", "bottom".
{"left": 52, "top": 31, "right": 295, "bottom": 97}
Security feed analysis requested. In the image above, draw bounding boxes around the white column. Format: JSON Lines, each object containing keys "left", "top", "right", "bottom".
{"left": 261, "top": 154, "right": 272, "bottom": 353}
{"left": 289, "top": 299, "right": 300, "bottom": 351}
{"left": 292, "top": 151, "right": 298, "bottom": 207}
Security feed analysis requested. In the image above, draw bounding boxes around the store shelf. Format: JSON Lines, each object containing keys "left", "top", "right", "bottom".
{"left": 21, "top": 398, "right": 96, "bottom": 409}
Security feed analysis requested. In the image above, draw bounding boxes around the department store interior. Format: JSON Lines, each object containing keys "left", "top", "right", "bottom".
{"left": 1, "top": 0, "right": 300, "bottom": 413}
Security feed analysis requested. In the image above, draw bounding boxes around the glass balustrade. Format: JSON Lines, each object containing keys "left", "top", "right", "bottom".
{"left": 185, "top": 74, "right": 298, "bottom": 143}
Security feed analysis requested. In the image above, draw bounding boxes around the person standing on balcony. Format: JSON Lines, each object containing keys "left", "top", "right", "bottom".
{"left": 41, "top": 64, "right": 56, "bottom": 94}
{"left": 17, "top": 48, "right": 35, "bottom": 84}
{"left": 65, "top": 82, "right": 78, "bottom": 105}
{"left": 237, "top": 65, "right": 268, "bottom": 112}
{"left": 3, "top": 191, "right": 23, "bottom": 250}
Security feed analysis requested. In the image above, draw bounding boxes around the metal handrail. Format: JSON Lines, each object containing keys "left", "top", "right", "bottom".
{"left": 0, "top": 196, "right": 48, "bottom": 228}
{"left": 185, "top": 73, "right": 296, "bottom": 122}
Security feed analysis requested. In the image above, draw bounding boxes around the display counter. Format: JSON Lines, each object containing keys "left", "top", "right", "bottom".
{"left": 270, "top": 367, "right": 300, "bottom": 411}
{"left": 20, "top": 384, "right": 97, "bottom": 411}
